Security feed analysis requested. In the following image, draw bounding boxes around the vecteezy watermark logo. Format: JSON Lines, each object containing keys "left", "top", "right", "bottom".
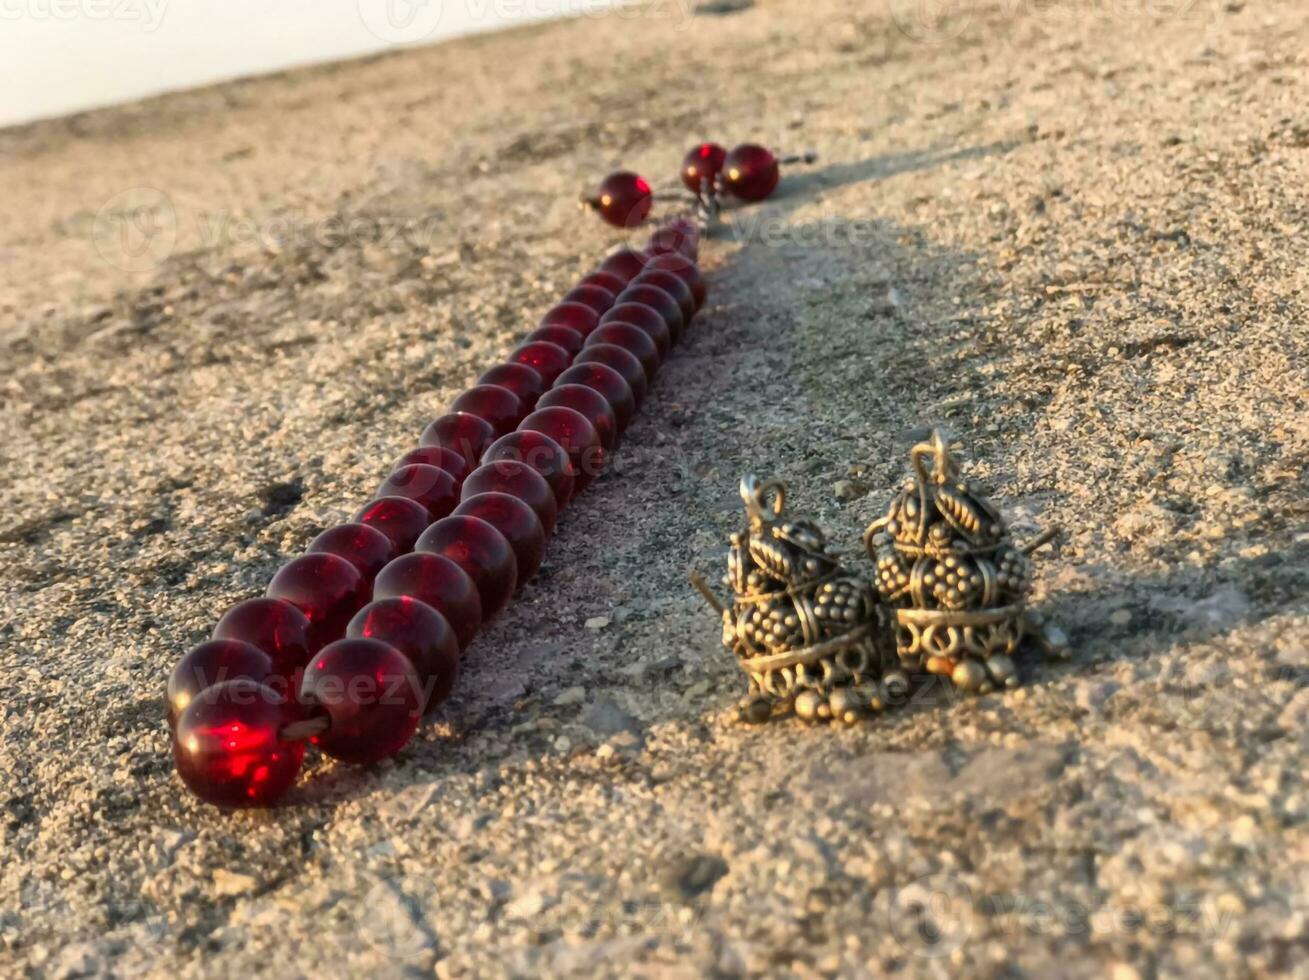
{"left": 92, "top": 187, "right": 178, "bottom": 272}
{"left": 889, "top": 0, "right": 974, "bottom": 44}
{"left": 887, "top": 873, "right": 1241, "bottom": 957}
{"left": 0, "top": 0, "right": 168, "bottom": 31}
{"left": 360, "top": 875, "right": 441, "bottom": 963}
{"left": 886, "top": 873, "right": 975, "bottom": 958}
{"left": 357, "top": 0, "right": 445, "bottom": 44}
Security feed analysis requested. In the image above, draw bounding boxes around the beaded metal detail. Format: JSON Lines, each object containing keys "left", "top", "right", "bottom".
{"left": 692, "top": 476, "right": 900, "bottom": 724}
{"left": 864, "top": 430, "right": 1067, "bottom": 693}
{"left": 694, "top": 430, "right": 1070, "bottom": 723}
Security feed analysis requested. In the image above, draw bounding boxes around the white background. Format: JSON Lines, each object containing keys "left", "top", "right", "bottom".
{"left": 0, "top": 0, "right": 626, "bottom": 126}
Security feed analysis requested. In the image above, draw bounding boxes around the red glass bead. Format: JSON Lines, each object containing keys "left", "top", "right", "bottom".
{"left": 538, "top": 301, "right": 601, "bottom": 338}
{"left": 572, "top": 343, "right": 648, "bottom": 407}
{"left": 416, "top": 515, "right": 517, "bottom": 620}
{"left": 482, "top": 430, "right": 575, "bottom": 509}
{"left": 524, "top": 324, "right": 585, "bottom": 358}
{"left": 647, "top": 218, "right": 700, "bottom": 261}
{"left": 681, "top": 142, "right": 727, "bottom": 194}
{"left": 173, "top": 679, "right": 305, "bottom": 808}
{"left": 646, "top": 253, "right": 707, "bottom": 310}
{"left": 373, "top": 553, "right": 483, "bottom": 651}
{"left": 462, "top": 460, "right": 558, "bottom": 536}
{"left": 213, "top": 596, "right": 313, "bottom": 671}
{"left": 454, "top": 492, "right": 547, "bottom": 584}
{"left": 478, "top": 362, "right": 546, "bottom": 412}
{"left": 267, "top": 553, "right": 369, "bottom": 652}
{"left": 538, "top": 384, "right": 619, "bottom": 452}
{"left": 450, "top": 384, "right": 526, "bottom": 436}
{"left": 577, "top": 270, "right": 627, "bottom": 296}
{"left": 598, "top": 248, "right": 651, "bottom": 286}
{"left": 353, "top": 496, "right": 432, "bottom": 553}
{"left": 518, "top": 406, "right": 605, "bottom": 493}
{"left": 584, "top": 322, "right": 660, "bottom": 379}
{"left": 561, "top": 284, "right": 616, "bottom": 316}
{"left": 168, "top": 639, "right": 277, "bottom": 727}
{"left": 723, "top": 143, "right": 780, "bottom": 202}
{"left": 509, "top": 340, "right": 572, "bottom": 387}
{"left": 307, "top": 522, "right": 396, "bottom": 583}
{"left": 599, "top": 302, "right": 672, "bottom": 359}
{"left": 376, "top": 463, "right": 459, "bottom": 521}
{"left": 591, "top": 171, "right": 653, "bottom": 228}
{"left": 394, "top": 445, "right": 470, "bottom": 486}
{"left": 347, "top": 597, "right": 461, "bottom": 711}
{"left": 418, "top": 412, "right": 497, "bottom": 467}
{"left": 300, "top": 638, "right": 421, "bottom": 764}
{"left": 633, "top": 268, "right": 696, "bottom": 323}
{"left": 554, "top": 362, "right": 636, "bottom": 432}
{"left": 620, "top": 282, "right": 691, "bottom": 340}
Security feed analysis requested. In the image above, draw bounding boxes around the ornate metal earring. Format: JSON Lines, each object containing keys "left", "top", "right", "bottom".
{"left": 692, "top": 476, "right": 900, "bottom": 724}
{"left": 863, "top": 430, "right": 1067, "bottom": 693}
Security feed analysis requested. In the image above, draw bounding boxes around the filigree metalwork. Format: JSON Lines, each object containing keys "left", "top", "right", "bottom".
{"left": 864, "top": 430, "right": 1067, "bottom": 692}
{"left": 693, "top": 476, "right": 899, "bottom": 724}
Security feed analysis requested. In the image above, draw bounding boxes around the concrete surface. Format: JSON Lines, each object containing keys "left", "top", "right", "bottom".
{"left": 1, "top": 1, "right": 1307, "bottom": 977}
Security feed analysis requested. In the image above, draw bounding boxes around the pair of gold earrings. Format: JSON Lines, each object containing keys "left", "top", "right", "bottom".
{"left": 692, "top": 430, "right": 1068, "bottom": 724}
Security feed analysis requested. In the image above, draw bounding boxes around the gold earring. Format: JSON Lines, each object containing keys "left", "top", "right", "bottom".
{"left": 864, "top": 429, "right": 1067, "bottom": 693}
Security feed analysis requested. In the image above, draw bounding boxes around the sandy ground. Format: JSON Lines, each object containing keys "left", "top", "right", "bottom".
{"left": 2, "top": 0, "right": 1308, "bottom": 976}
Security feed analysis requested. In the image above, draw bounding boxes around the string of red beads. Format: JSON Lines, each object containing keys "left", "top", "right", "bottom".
{"left": 170, "top": 219, "right": 704, "bottom": 807}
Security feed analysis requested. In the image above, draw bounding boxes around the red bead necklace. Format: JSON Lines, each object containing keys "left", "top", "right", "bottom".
{"left": 170, "top": 220, "right": 701, "bottom": 807}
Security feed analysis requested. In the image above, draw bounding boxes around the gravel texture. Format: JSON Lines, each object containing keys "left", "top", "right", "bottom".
{"left": 2, "top": 1, "right": 1308, "bottom": 977}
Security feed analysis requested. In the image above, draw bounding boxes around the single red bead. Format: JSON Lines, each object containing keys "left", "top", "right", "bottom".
{"left": 572, "top": 343, "right": 648, "bottom": 407}
{"left": 454, "top": 492, "right": 546, "bottom": 584}
{"left": 561, "top": 284, "right": 616, "bottom": 317}
{"left": 393, "top": 445, "right": 470, "bottom": 486}
{"left": 267, "top": 553, "right": 369, "bottom": 652}
{"left": 450, "top": 384, "right": 526, "bottom": 436}
{"left": 173, "top": 679, "right": 305, "bottom": 808}
{"left": 213, "top": 597, "right": 313, "bottom": 671}
{"left": 681, "top": 142, "right": 727, "bottom": 194}
{"left": 347, "top": 597, "right": 460, "bottom": 711}
{"left": 376, "top": 463, "right": 459, "bottom": 521}
{"left": 462, "top": 460, "right": 558, "bottom": 536}
{"left": 524, "top": 324, "right": 585, "bottom": 358}
{"left": 592, "top": 171, "right": 653, "bottom": 228}
{"left": 353, "top": 496, "right": 432, "bottom": 553}
{"left": 617, "top": 285, "right": 685, "bottom": 343}
{"left": 577, "top": 271, "right": 627, "bottom": 296}
{"left": 647, "top": 219, "right": 700, "bottom": 262}
{"left": 416, "top": 516, "right": 517, "bottom": 620}
{"left": 646, "top": 253, "right": 707, "bottom": 311}
{"left": 584, "top": 322, "right": 661, "bottom": 380}
{"left": 373, "top": 553, "right": 483, "bottom": 651}
{"left": 599, "top": 302, "right": 672, "bottom": 359}
{"left": 723, "top": 143, "right": 780, "bottom": 202}
{"left": 477, "top": 362, "right": 546, "bottom": 412}
{"left": 509, "top": 341, "right": 572, "bottom": 387}
{"left": 300, "top": 638, "right": 421, "bottom": 764}
{"left": 307, "top": 522, "right": 396, "bottom": 584}
{"left": 168, "top": 639, "right": 277, "bottom": 727}
{"left": 482, "top": 430, "right": 575, "bottom": 510}
{"left": 538, "top": 384, "right": 618, "bottom": 452}
{"left": 633, "top": 268, "right": 696, "bottom": 323}
{"left": 538, "top": 301, "right": 601, "bottom": 338}
{"left": 598, "top": 248, "right": 651, "bottom": 286}
{"left": 554, "top": 362, "right": 636, "bottom": 432}
{"left": 634, "top": 244, "right": 695, "bottom": 279}
{"left": 517, "top": 406, "right": 604, "bottom": 494}
{"left": 418, "top": 412, "right": 497, "bottom": 467}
